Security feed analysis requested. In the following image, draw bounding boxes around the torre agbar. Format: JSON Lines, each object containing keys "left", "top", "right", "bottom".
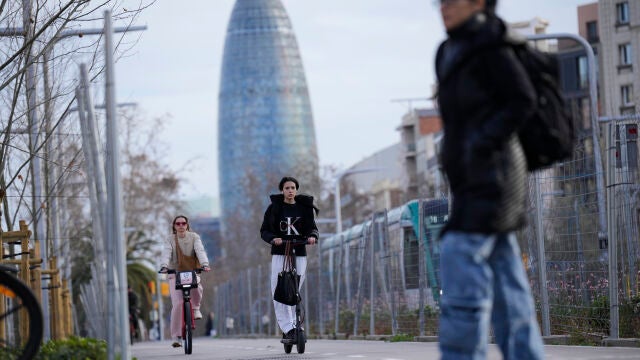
{"left": 218, "top": 0, "right": 320, "bottom": 226}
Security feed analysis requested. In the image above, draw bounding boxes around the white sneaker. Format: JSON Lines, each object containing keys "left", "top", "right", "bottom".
{"left": 171, "top": 337, "right": 182, "bottom": 347}
{"left": 194, "top": 309, "right": 203, "bottom": 320}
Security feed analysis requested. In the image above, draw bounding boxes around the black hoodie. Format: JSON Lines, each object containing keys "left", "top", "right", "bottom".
{"left": 260, "top": 194, "right": 319, "bottom": 256}
{"left": 435, "top": 12, "right": 536, "bottom": 234}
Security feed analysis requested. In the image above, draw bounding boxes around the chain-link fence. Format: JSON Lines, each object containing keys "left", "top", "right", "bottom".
{"left": 207, "top": 113, "right": 640, "bottom": 342}
{"left": 206, "top": 35, "right": 640, "bottom": 342}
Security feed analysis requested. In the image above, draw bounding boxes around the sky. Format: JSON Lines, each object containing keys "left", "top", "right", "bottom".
{"left": 116, "top": 0, "right": 596, "bottom": 202}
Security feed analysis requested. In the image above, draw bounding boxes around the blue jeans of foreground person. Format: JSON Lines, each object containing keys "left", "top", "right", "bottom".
{"left": 439, "top": 231, "right": 544, "bottom": 360}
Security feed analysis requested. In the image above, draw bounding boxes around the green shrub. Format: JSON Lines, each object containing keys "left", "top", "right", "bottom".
{"left": 389, "top": 333, "right": 414, "bottom": 342}
{"left": 620, "top": 294, "right": 640, "bottom": 338}
{"left": 35, "top": 336, "right": 136, "bottom": 360}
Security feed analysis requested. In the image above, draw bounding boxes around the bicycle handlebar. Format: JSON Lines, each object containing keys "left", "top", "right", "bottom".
{"left": 158, "top": 267, "right": 206, "bottom": 274}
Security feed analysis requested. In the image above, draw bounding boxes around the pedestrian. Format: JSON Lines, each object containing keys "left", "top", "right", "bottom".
{"left": 434, "top": 0, "right": 544, "bottom": 359}
{"left": 260, "top": 176, "right": 318, "bottom": 342}
{"left": 205, "top": 312, "right": 215, "bottom": 337}
{"left": 160, "top": 215, "right": 211, "bottom": 348}
{"left": 127, "top": 285, "right": 140, "bottom": 341}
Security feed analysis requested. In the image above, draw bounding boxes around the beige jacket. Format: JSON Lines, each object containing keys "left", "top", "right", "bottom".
{"left": 160, "top": 231, "right": 209, "bottom": 269}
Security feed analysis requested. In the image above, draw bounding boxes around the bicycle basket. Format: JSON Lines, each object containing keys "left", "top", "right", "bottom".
{"left": 175, "top": 270, "right": 197, "bottom": 289}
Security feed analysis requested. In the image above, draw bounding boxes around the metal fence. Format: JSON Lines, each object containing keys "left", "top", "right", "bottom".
{"left": 208, "top": 116, "right": 639, "bottom": 342}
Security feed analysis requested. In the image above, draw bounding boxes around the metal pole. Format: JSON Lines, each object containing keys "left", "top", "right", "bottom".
{"left": 605, "top": 121, "right": 619, "bottom": 339}
{"left": 382, "top": 210, "right": 397, "bottom": 335}
{"left": 75, "top": 86, "right": 107, "bottom": 331}
{"left": 353, "top": 225, "right": 368, "bottom": 336}
{"left": 22, "top": 0, "right": 50, "bottom": 341}
{"left": 417, "top": 199, "right": 426, "bottom": 336}
{"left": 80, "top": 64, "right": 107, "bottom": 259}
{"left": 104, "top": 10, "right": 130, "bottom": 360}
{"left": 318, "top": 237, "right": 324, "bottom": 335}
{"left": 534, "top": 173, "right": 551, "bottom": 336}
{"left": 334, "top": 180, "right": 342, "bottom": 235}
{"left": 369, "top": 216, "right": 375, "bottom": 336}
{"left": 334, "top": 234, "right": 343, "bottom": 335}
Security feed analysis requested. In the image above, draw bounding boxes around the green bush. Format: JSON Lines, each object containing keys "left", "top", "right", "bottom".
{"left": 620, "top": 294, "right": 640, "bottom": 338}
{"left": 389, "top": 333, "right": 414, "bottom": 342}
{"left": 34, "top": 336, "right": 136, "bottom": 360}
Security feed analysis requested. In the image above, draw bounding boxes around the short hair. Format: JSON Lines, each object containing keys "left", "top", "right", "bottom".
{"left": 278, "top": 176, "right": 299, "bottom": 191}
{"left": 485, "top": 0, "right": 497, "bottom": 13}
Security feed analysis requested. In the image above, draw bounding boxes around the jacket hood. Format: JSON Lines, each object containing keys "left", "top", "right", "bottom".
{"left": 269, "top": 193, "right": 314, "bottom": 205}
{"left": 269, "top": 193, "right": 318, "bottom": 213}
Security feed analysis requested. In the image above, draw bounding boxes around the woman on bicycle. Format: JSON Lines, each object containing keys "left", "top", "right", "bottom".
{"left": 160, "top": 215, "right": 210, "bottom": 347}
{"left": 260, "top": 176, "right": 318, "bottom": 341}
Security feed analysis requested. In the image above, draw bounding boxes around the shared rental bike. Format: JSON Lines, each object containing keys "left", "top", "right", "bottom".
{"left": 160, "top": 267, "right": 204, "bottom": 355}
{"left": 0, "top": 264, "right": 43, "bottom": 360}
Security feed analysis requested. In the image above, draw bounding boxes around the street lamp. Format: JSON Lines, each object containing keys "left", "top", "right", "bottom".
{"left": 334, "top": 167, "right": 385, "bottom": 234}
{"left": 332, "top": 167, "right": 384, "bottom": 335}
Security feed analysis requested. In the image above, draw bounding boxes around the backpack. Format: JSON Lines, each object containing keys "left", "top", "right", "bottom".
{"left": 509, "top": 41, "right": 575, "bottom": 171}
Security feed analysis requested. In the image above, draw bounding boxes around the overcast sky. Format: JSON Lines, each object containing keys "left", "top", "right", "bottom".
{"left": 116, "top": 0, "right": 596, "bottom": 201}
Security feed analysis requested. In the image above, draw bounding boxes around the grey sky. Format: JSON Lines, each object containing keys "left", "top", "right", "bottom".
{"left": 117, "top": 0, "right": 596, "bottom": 200}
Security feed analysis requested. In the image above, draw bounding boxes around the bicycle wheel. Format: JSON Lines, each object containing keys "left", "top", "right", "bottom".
{"left": 0, "top": 271, "right": 43, "bottom": 360}
{"left": 183, "top": 301, "right": 192, "bottom": 355}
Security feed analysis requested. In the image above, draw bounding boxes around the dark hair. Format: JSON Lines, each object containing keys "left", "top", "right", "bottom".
{"left": 172, "top": 215, "right": 191, "bottom": 234}
{"left": 278, "top": 176, "right": 299, "bottom": 191}
{"left": 485, "top": 0, "right": 497, "bottom": 13}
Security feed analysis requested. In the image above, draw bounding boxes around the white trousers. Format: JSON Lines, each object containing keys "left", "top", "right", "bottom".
{"left": 271, "top": 255, "right": 307, "bottom": 334}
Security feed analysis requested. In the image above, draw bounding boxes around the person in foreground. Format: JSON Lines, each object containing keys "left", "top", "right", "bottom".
{"left": 435, "top": 0, "right": 544, "bottom": 359}
{"left": 160, "top": 215, "right": 211, "bottom": 348}
{"left": 260, "top": 176, "right": 318, "bottom": 342}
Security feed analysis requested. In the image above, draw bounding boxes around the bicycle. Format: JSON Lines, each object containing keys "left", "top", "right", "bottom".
{"left": 0, "top": 264, "right": 43, "bottom": 360}
{"left": 276, "top": 238, "right": 309, "bottom": 354}
{"left": 159, "top": 267, "right": 204, "bottom": 355}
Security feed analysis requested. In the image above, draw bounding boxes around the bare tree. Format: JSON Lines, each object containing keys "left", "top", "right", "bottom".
{"left": 0, "top": 1, "right": 154, "bottom": 232}
{"left": 64, "top": 108, "right": 184, "bottom": 336}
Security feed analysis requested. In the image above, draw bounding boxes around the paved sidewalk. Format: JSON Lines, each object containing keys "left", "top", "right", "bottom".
{"left": 131, "top": 337, "right": 640, "bottom": 360}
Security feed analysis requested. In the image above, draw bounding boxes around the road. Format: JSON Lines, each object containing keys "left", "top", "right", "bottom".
{"left": 131, "top": 337, "right": 640, "bottom": 359}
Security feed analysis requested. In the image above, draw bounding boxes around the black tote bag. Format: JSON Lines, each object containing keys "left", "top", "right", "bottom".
{"left": 273, "top": 242, "right": 301, "bottom": 306}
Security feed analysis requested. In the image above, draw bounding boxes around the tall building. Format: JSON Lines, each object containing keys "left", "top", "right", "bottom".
{"left": 218, "top": 0, "right": 320, "bottom": 229}
{"left": 599, "top": 0, "right": 639, "bottom": 116}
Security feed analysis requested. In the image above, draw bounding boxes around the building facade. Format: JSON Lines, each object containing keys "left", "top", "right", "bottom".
{"left": 599, "top": 0, "right": 639, "bottom": 116}
{"left": 218, "top": 0, "right": 320, "bottom": 229}
{"left": 398, "top": 108, "right": 444, "bottom": 200}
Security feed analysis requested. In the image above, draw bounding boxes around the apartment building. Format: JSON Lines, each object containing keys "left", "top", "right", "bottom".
{"left": 599, "top": 0, "right": 639, "bottom": 115}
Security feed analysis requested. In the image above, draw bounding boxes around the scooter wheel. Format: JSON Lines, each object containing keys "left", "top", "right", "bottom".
{"left": 296, "top": 330, "right": 306, "bottom": 354}
{"left": 284, "top": 344, "right": 292, "bottom": 353}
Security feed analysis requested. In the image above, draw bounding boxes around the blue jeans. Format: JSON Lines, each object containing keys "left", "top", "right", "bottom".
{"left": 439, "top": 231, "right": 544, "bottom": 360}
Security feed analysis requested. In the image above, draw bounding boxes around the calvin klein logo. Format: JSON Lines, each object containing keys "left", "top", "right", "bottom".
{"left": 280, "top": 217, "right": 300, "bottom": 235}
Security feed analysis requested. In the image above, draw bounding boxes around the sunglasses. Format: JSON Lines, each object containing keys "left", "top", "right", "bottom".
{"left": 435, "top": 0, "right": 465, "bottom": 5}
{"left": 175, "top": 221, "right": 188, "bottom": 226}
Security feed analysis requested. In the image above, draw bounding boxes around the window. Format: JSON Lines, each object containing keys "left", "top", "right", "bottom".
{"left": 619, "top": 43, "right": 632, "bottom": 66}
{"left": 616, "top": 2, "right": 630, "bottom": 24}
{"left": 586, "top": 21, "right": 598, "bottom": 42}
{"left": 621, "top": 84, "right": 633, "bottom": 105}
{"left": 577, "top": 56, "right": 588, "bottom": 89}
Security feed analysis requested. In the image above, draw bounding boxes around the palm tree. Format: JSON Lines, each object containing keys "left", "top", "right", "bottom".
{"left": 126, "top": 229, "right": 158, "bottom": 334}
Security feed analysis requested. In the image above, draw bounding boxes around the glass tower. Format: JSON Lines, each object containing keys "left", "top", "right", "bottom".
{"left": 218, "top": 0, "right": 319, "bottom": 227}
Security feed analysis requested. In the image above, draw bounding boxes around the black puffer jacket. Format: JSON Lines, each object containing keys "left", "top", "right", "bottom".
{"left": 435, "top": 12, "right": 536, "bottom": 234}
{"left": 260, "top": 194, "right": 319, "bottom": 256}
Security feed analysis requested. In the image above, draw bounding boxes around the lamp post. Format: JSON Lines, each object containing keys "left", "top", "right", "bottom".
{"left": 334, "top": 167, "right": 386, "bottom": 235}
{"left": 332, "top": 167, "right": 384, "bottom": 335}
